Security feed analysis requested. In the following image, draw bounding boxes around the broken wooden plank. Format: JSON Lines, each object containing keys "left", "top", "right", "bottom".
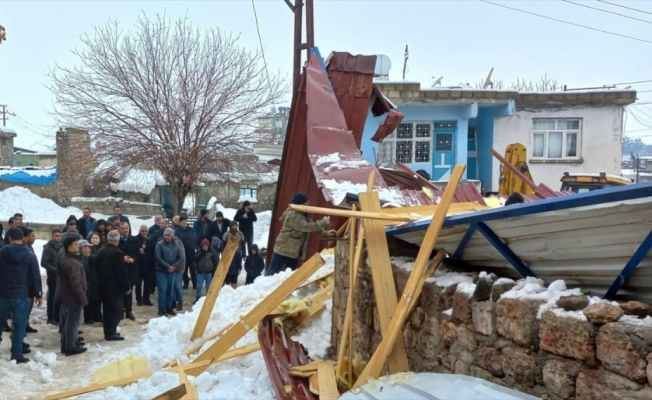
{"left": 191, "top": 253, "right": 325, "bottom": 374}
{"left": 335, "top": 219, "right": 364, "bottom": 383}
{"left": 354, "top": 165, "right": 465, "bottom": 387}
{"left": 317, "top": 361, "right": 340, "bottom": 400}
{"left": 289, "top": 204, "right": 417, "bottom": 222}
{"left": 357, "top": 171, "right": 410, "bottom": 374}
{"left": 381, "top": 202, "right": 489, "bottom": 216}
{"left": 44, "top": 373, "right": 153, "bottom": 400}
{"left": 190, "top": 236, "right": 241, "bottom": 341}
{"left": 151, "top": 383, "right": 187, "bottom": 400}
{"left": 176, "top": 363, "right": 198, "bottom": 400}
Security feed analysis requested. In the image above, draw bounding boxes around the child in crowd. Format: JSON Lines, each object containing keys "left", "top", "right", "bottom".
{"left": 194, "top": 239, "right": 218, "bottom": 303}
{"left": 244, "top": 244, "right": 265, "bottom": 285}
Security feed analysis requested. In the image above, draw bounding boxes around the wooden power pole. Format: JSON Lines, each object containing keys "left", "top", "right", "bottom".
{"left": 285, "top": 0, "right": 315, "bottom": 95}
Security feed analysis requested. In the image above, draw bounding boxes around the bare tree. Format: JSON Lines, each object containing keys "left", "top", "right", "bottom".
{"left": 48, "top": 13, "right": 286, "bottom": 214}
{"left": 474, "top": 74, "right": 561, "bottom": 92}
{"left": 0, "top": 25, "right": 6, "bottom": 44}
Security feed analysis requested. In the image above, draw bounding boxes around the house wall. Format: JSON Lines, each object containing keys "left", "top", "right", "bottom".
{"left": 362, "top": 104, "right": 478, "bottom": 180}
{"left": 37, "top": 155, "right": 57, "bottom": 168}
{"left": 14, "top": 154, "right": 38, "bottom": 167}
{"left": 331, "top": 242, "right": 652, "bottom": 399}
{"left": 203, "top": 180, "right": 276, "bottom": 211}
{"left": 492, "top": 106, "right": 624, "bottom": 192}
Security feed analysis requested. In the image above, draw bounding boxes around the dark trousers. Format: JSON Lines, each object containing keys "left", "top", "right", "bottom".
{"left": 102, "top": 296, "right": 123, "bottom": 338}
{"left": 182, "top": 251, "right": 197, "bottom": 288}
{"left": 265, "top": 253, "right": 299, "bottom": 276}
{"left": 136, "top": 265, "right": 153, "bottom": 304}
{"left": 46, "top": 281, "right": 60, "bottom": 323}
{"left": 84, "top": 300, "right": 103, "bottom": 323}
{"left": 60, "top": 303, "right": 82, "bottom": 351}
{"left": 241, "top": 233, "right": 253, "bottom": 257}
{"left": 123, "top": 286, "right": 135, "bottom": 313}
{"left": 245, "top": 272, "right": 261, "bottom": 285}
{"left": 224, "top": 273, "right": 238, "bottom": 288}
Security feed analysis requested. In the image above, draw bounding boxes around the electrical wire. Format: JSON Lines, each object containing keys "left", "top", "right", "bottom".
{"left": 479, "top": 0, "right": 652, "bottom": 45}
{"left": 251, "top": 0, "right": 273, "bottom": 92}
{"left": 561, "top": 0, "right": 652, "bottom": 25}
{"left": 612, "top": 80, "right": 652, "bottom": 86}
{"left": 596, "top": 0, "right": 652, "bottom": 16}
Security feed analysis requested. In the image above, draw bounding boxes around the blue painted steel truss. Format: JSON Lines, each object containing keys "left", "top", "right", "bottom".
{"left": 452, "top": 222, "right": 537, "bottom": 279}
{"left": 603, "top": 229, "right": 652, "bottom": 300}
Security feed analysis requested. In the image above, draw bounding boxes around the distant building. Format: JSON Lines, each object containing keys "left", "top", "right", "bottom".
{"left": 14, "top": 147, "right": 57, "bottom": 167}
{"left": 253, "top": 106, "right": 289, "bottom": 163}
{"left": 362, "top": 82, "right": 636, "bottom": 192}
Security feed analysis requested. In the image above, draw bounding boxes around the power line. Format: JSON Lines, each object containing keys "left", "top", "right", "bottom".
{"left": 562, "top": 0, "right": 652, "bottom": 25}
{"left": 251, "top": 0, "right": 273, "bottom": 92}
{"left": 612, "top": 80, "right": 652, "bottom": 85}
{"left": 596, "top": 0, "right": 652, "bottom": 16}
{"left": 479, "top": 0, "right": 652, "bottom": 45}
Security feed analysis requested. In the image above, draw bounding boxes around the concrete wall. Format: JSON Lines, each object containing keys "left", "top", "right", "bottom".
{"left": 71, "top": 197, "right": 164, "bottom": 216}
{"left": 331, "top": 242, "right": 652, "bottom": 400}
{"left": 492, "top": 106, "right": 624, "bottom": 192}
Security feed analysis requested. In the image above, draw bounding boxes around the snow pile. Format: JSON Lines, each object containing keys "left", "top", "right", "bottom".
{"left": 320, "top": 179, "right": 404, "bottom": 206}
{"left": 85, "top": 253, "right": 335, "bottom": 399}
{"left": 0, "top": 187, "right": 82, "bottom": 224}
{"left": 393, "top": 257, "right": 477, "bottom": 289}
{"left": 500, "top": 277, "right": 613, "bottom": 320}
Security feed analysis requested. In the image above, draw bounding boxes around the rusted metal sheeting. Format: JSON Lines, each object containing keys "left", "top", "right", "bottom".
{"left": 267, "top": 52, "right": 392, "bottom": 265}
{"left": 371, "top": 109, "right": 405, "bottom": 143}
{"left": 258, "top": 316, "right": 316, "bottom": 400}
{"left": 306, "top": 53, "right": 387, "bottom": 206}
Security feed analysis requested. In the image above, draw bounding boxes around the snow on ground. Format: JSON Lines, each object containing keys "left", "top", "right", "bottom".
{"left": 0, "top": 187, "right": 155, "bottom": 226}
{"left": 81, "top": 253, "right": 335, "bottom": 399}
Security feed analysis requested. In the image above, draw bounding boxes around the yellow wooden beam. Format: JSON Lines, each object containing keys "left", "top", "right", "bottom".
{"left": 191, "top": 253, "right": 325, "bottom": 374}
{"left": 190, "top": 237, "right": 241, "bottom": 341}
{"left": 381, "top": 202, "right": 489, "bottom": 216}
{"left": 44, "top": 373, "right": 152, "bottom": 400}
{"left": 354, "top": 165, "right": 465, "bottom": 387}
{"left": 151, "top": 383, "right": 187, "bottom": 400}
{"left": 317, "top": 360, "right": 340, "bottom": 400}
{"left": 358, "top": 171, "right": 410, "bottom": 374}
{"left": 289, "top": 204, "right": 416, "bottom": 222}
{"left": 166, "top": 322, "right": 234, "bottom": 368}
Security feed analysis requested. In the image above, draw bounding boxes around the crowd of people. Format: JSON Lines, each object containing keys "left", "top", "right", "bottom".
{"left": 0, "top": 192, "right": 337, "bottom": 364}
{"left": 0, "top": 201, "right": 268, "bottom": 364}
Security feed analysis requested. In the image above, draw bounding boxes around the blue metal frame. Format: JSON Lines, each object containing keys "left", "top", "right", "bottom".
{"left": 451, "top": 224, "right": 476, "bottom": 262}
{"left": 603, "top": 229, "right": 652, "bottom": 300}
{"left": 474, "top": 222, "right": 536, "bottom": 278}
{"left": 384, "top": 180, "right": 652, "bottom": 236}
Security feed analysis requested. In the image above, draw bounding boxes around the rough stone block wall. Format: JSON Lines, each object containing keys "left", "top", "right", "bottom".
{"left": 331, "top": 241, "right": 652, "bottom": 400}
{"left": 204, "top": 181, "right": 275, "bottom": 211}
{"left": 56, "top": 128, "right": 97, "bottom": 206}
{"left": 71, "top": 198, "right": 164, "bottom": 216}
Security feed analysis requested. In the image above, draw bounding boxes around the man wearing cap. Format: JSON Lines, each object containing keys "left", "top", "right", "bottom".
{"left": 58, "top": 238, "right": 88, "bottom": 356}
{"left": 234, "top": 200, "right": 257, "bottom": 257}
{"left": 96, "top": 231, "right": 131, "bottom": 341}
{"left": 155, "top": 228, "right": 183, "bottom": 316}
{"left": 265, "top": 193, "right": 336, "bottom": 276}
{"left": 0, "top": 227, "right": 42, "bottom": 363}
{"left": 193, "top": 209, "right": 211, "bottom": 247}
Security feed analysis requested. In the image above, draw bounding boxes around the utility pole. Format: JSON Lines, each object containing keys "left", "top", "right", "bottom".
{"left": 632, "top": 152, "right": 640, "bottom": 183}
{"left": 285, "top": 0, "right": 315, "bottom": 95}
{"left": 0, "top": 104, "right": 14, "bottom": 127}
{"left": 402, "top": 45, "right": 409, "bottom": 80}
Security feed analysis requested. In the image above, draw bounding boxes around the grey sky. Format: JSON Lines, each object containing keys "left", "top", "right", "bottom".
{"left": 2, "top": 0, "right": 652, "bottom": 150}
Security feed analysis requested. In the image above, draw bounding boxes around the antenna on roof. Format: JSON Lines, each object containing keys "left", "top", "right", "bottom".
{"left": 374, "top": 54, "right": 392, "bottom": 81}
{"left": 431, "top": 76, "right": 443, "bottom": 87}
{"left": 483, "top": 67, "right": 494, "bottom": 89}
{"left": 402, "top": 45, "right": 409, "bottom": 80}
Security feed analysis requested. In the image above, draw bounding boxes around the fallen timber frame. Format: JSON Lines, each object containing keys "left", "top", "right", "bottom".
{"left": 387, "top": 180, "right": 652, "bottom": 300}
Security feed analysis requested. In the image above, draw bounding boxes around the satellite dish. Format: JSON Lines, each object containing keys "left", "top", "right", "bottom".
{"left": 374, "top": 54, "right": 392, "bottom": 77}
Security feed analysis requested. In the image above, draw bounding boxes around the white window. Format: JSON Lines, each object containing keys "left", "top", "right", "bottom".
{"left": 239, "top": 184, "right": 258, "bottom": 198}
{"left": 378, "top": 122, "right": 432, "bottom": 164}
{"left": 531, "top": 119, "right": 581, "bottom": 160}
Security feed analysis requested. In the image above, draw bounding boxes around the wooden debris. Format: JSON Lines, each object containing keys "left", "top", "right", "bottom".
{"left": 289, "top": 204, "right": 417, "bottom": 222}
{"left": 357, "top": 170, "right": 410, "bottom": 374}
{"left": 317, "top": 360, "right": 340, "bottom": 400}
{"left": 151, "top": 384, "right": 187, "bottom": 400}
{"left": 190, "top": 237, "right": 241, "bottom": 341}
{"left": 176, "top": 362, "right": 198, "bottom": 400}
{"left": 354, "top": 165, "right": 465, "bottom": 387}
{"left": 381, "top": 201, "right": 489, "bottom": 216}
{"left": 44, "top": 373, "right": 152, "bottom": 400}
{"left": 191, "top": 253, "right": 325, "bottom": 374}
{"left": 166, "top": 322, "right": 235, "bottom": 368}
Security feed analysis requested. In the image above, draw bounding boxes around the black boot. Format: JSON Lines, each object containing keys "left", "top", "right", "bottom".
{"left": 176, "top": 301, "right": 183, "bottom": 312}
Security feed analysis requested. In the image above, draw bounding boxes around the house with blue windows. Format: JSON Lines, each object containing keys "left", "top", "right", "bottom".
{"left": 362, "top": 82, "right": 636, "bottom": 193}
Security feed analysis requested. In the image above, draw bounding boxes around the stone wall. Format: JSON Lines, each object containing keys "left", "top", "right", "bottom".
{"left": 331, "top": 241, "right": 652, "bottom": 400}
{"left": 0, "top": 181, "right": 59, "bottom": 203}
{"left": 203, "top": 180, "right": 276, "bottom": 211}
{"left": 56, "top": 128, "right": 97, "bottom": 206}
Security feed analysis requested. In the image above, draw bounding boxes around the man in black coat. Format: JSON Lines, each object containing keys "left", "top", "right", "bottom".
{"left": 96, "top": 231, "right": 130, "bottom": 341}
{"left": 175, "top": 216, "right": 197, "bottom": 290}
{"left": 41, "top": 229, "right": 62, "bottom": 325}
{"left": 135, "top": 225, "right": 153, "bottom": 306}
{"left": 233, "top": 201, "right": 257, "bottom": 257}
{"left": 209, "top": 212, "right": 230, "bottom": 249}
{"left": 117, "top": 222, "right": 140, "bottom": 321}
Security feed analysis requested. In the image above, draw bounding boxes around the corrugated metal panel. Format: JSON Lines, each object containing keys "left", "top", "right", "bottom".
{"left": 258, "top": 316, "right": 316, "bottom": 400}
{"left": 267, "top": 52, "right": 390, "bottom": 265}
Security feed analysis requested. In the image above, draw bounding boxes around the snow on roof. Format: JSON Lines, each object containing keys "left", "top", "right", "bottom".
{"left": 0, "top": 167, "right": 56, "bottom": 178}
{"left": 203, "top": 170, "right": 279, "bottom": 184}
{"left": 622, "top": 169, "right": 652, "bottom": 178}
{"left": 0, "top": 126, "right": 17, "bottom": 134}
{"left": 35, "top": 151, "right": 57, "bottom": 156}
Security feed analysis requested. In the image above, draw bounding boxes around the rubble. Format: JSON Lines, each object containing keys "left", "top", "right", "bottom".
{"left": 583, "top": 303, "right": 625, "bottom": 324}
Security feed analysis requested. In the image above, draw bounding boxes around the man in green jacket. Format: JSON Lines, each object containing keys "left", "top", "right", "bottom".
{"left": 265, "top": 193, "right": 335, "bottom": 276}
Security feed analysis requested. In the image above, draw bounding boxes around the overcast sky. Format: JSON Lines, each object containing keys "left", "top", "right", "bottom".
{"left": 2, "top": 0, "right": 652, "bottom": 150}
